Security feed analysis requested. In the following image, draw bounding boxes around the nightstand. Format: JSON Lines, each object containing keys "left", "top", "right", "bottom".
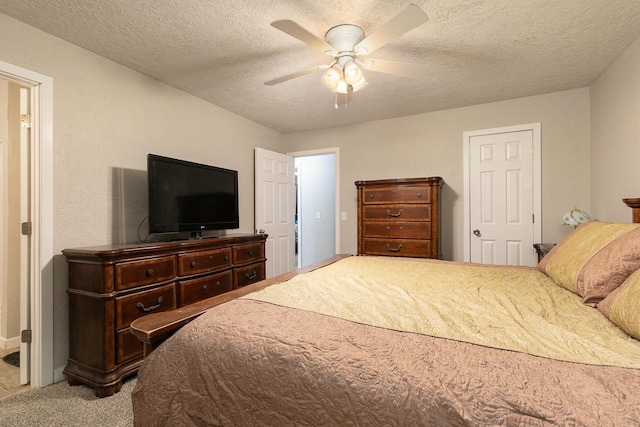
{"left": 533, "top": 243, "right": 555, "bottom": 263}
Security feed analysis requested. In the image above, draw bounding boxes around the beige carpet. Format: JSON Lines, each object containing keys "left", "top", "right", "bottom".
{"left": 0, "top": 377, "right": 135, "bottom": 427}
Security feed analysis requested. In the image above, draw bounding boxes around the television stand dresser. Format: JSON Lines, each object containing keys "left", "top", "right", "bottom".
{"left": 356, "top": 177, "right": 443, "bottom": 259}
{"left": 63, "top": 233, "right": 267, "bottom": 397}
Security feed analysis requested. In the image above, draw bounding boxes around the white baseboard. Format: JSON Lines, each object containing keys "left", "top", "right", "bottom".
{"left": 53, "top": 366, "right": 66, "bottom": 383}
{"left": 0, "top": 336, "right": 20, "bottom": 350}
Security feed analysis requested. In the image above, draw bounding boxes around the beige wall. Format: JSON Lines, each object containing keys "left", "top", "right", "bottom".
{"left": 590, "top": 36, "right": 640, "bottom": 222}
{"left": 0, "top": 13, "right": 285, "bottom": 374}
{"left": 283, "top": 88, "right": 591, "bottom": 261}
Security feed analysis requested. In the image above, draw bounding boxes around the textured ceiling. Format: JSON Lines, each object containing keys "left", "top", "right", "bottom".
{"left": 2, "top": 1, "right": 640, "bottom": 133}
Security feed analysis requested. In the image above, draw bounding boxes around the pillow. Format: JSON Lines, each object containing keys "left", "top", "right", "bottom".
{"left": 599, "top": 269, "right": 640, "bottom": 340}
{"left": 537, "top": 221, "right": 640, "bottom": 305}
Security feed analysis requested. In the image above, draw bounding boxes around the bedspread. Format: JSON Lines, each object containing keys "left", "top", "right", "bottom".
{"left": 132, "top": 257, "right": 640, "bottom": 426}
{"left": 244, "top": 256, "right": 640, "bottom": 367}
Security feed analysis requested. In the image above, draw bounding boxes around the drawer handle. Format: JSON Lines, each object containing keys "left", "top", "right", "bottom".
{"left": 386, "top": 209, "right": 403, "bottom": 218}
{"left": 202, "top": 284, "right": 208, "bottom": 291}
{"left": 137, "top": 296, "right": 163, "bottom": 313}
{"left": 386, "top": 244, "right": 403, "bottom": 253}
{"left": 209, "top": 255, "right": 213, "bottom": 260}
{"left": 190, "top": 261, "right": 197, "bottom": 268}
{"left": 248, "top": 249, "right": 254, "bottom": 256}
{"left": 216, "top": 281, "right": 221, "bottom": 287}
{"left": 417, "top": 192, "right": 422, "bottom": 198}
{"left": 224, "top": 255, "right": 229, "bottom": 262}
{"left": 369, "top": 194, "right": 375, "bottom": 199}
{"left": 245, "top": 270, "right": 257, "bottom": 280}
{"left": 146, "top": 269, "right": 154, "bottom": 277}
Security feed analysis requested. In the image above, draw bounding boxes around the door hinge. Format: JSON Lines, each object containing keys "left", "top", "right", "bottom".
{"left": 20, "top": 113, "right": 31, "bottom": 128}
{"left": 532, "top": 214, "right": 535, "bottom": 223}
{"left": 21, "top": 329, "right": 32, "bottom": 344}
{"left": 21, "top": 222, "right": 33, "bottom": 236}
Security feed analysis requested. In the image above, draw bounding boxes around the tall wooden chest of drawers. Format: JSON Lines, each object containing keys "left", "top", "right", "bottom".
{"left": 62, "top": 233, "right": 266, "bottom": 397}
{"left": 356, "top": 177, "right": 443, "bottom": 259}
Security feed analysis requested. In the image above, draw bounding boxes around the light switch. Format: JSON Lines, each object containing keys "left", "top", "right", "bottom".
{"left": 341, "top": 211, "right": 347, "bottom": 220}
{"left": 316, "top": 211, "right": 321, "bottom": 219}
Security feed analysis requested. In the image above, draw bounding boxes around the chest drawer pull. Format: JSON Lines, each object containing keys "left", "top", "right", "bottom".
{"left": 137, "top": 296, "right": 163, "bottom": 313}
{"left": 386, "top": 209, "right": 403, "bottom": 218}
{"left": 146, "top": 269, "right": 154, "bottom": 276}
{"left": 245, "top": 270, "right": 257, "bottom": 280}
{"left": 417, "top": 192, "right": 422, "bottom": 198}
{"left": 386, "top": 243, "right": 403, "bottom": 253}
{"left": 190, "top": 261, "right": 197, "bottom": 268}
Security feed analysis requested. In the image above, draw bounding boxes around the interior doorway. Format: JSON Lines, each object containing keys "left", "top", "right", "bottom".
{"left": 0, "top": 60, "right": 55, "bottom": 389}
{"left": 290, "top": 148, "right": 340, "bottom": 269}
{"left": 0, "top": 77, "right": 30, "bottom": 390}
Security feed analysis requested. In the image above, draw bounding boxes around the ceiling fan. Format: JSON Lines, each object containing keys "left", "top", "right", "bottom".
{"left": 265, "top": 4, "right": 430, "bottom": 107}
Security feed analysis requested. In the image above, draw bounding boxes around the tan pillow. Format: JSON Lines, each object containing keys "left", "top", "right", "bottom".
{"left": 599, "top": 269, "right": 640, "bottom": 340}
{"left": 538, "top": 221, "right": 640, "bottom": 304}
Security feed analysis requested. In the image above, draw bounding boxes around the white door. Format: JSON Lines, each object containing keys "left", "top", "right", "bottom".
{"left": 464, "top": 124, "right": 541, "bottom": 266}
{"left": 19, "top": 87, "right": 30, "bottom": 384}
{"left": 254, "top": 148, "right": 296, "bottom": 278}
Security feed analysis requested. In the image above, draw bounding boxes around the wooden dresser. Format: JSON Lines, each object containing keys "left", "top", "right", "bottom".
{"left": 63, "top": 233, "right": 266, "bottom": 397}
{"left": 356, "top": 177, "right": 443, "bottom": 259}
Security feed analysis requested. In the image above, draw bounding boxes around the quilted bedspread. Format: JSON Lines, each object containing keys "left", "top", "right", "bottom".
{"left": 132, "top": 257, "right": 640, "bottom": 426}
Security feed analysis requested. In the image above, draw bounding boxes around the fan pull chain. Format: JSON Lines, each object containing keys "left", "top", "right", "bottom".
{"left": 334, "top": 92, "right": 348, "bottom": 109}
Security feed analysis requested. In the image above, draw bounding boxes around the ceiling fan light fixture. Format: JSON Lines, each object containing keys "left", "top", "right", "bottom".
{"left": 322, "top": 64, "right": 342, "bottom": 90}
{"left": 350, "top": 75, "right": 368, "bottom": 92}
{"left": 336, "top": 79, "right": 349, "bottom": 94}
{"left": 343, "top": 60, "right": 363, "bottom": 85}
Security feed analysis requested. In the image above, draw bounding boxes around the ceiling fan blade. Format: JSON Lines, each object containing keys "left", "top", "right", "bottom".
{"left": 265, "top": 64, "right": 328, "bottom": 86}
{"left": 362, "top": 58, "right": 429, "bottom": 79}
{"left": 271, "top": 20, "right": 336, "bottom": 54}
{"left": 355, "top": 4, "right": 429, "bottom": 55}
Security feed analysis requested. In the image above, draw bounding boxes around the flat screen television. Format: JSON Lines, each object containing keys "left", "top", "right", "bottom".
{"left": 147, "top": 154, "right": 239, "bottom": 238}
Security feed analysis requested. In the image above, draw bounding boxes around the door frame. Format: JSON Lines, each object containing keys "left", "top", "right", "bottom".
{"left": 0, "top": 60, "right": 54, "bottom": 388}
{"left": 287, "top": 147, "right": 340, "bottom": 256}
{"left": 463, "top": 123, "right": 541, "bottom": 263}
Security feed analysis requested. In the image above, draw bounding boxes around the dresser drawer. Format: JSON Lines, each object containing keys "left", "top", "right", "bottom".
{"left": 363, "top": 186, "right": 431, "bottom": 204}
{"left": 178, "top": 248, "right": 232, "bottom": 276}
{"left": 362, "top": 238, "right": 431, "bottom": 258}
{"left": 115, "top": 256, "right": 176, "bottom": 291}
{"left": 117, "top": 327, "right": 143, "bottom": 364}
{"left": 178, "top": 271, "right": 233, "bottom": 306}
{"left": 233, "top": 243, "right": 264, "bottom": 264}
{"left": 363, "top": 222, "right": 431, "bottom": 239}
{"left": 234, "top": 262, "right": 265, "bottom": 288}
{"left": 363, "top": 204, "right": 431, "bottom": 221}
{"left": 115, "top": 283, "right": 177, "bottom": 330}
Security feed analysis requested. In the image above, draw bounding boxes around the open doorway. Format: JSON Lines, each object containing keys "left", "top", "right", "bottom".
{"left": 254, "top": 147, "right": 340, "bottom": 274}
{"left": 0, "top": 60, "right": 55, "bottom": 389}
{"left": 291, "top": 148, "right": 340, "bottom": 268}
{"left": 0, "top": 77, "right": 29, "bottom": 394}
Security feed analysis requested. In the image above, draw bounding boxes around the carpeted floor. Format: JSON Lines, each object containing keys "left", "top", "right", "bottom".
{"left": 0, "top": 377, "right": 135, "bottom": 427}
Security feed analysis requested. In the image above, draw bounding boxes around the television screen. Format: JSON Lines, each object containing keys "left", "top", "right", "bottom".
{"left": 147, "top": 154, "right": 239, "bottom": 237}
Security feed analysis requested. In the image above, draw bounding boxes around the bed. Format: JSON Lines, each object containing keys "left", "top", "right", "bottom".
{"left": 130, "top": 212, "right": 640, "bottom": 426}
